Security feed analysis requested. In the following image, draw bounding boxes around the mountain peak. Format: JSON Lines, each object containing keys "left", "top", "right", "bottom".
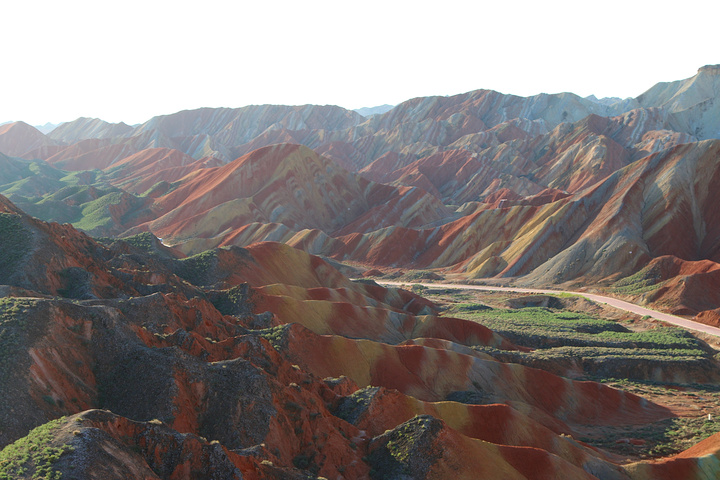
{"left": 698, "top": 64, "right": 720, "bottom": 75}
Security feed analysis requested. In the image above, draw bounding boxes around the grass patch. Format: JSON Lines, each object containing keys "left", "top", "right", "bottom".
{"left": 449, "top": 305, "right": 712, "bottom": 380}
{"left": 73, "top": 191, "right": 125, "bottom": 233}
{"left": 579, "top": 415, "right": 720, "bottom": 458}
{"left": 451, "top": 306, "right": 701, "bottom": 350}
{"left": 174, "top": 250, "right": 218, "bottom": 286}
{"left": 56, "top": 268, "right": 92, "bottom": 300}
{"left": 612, "top": 267, "right": 667, "bottom": 295}
{"left": 208, "top": 285, "right": 254, "bottom": 316}
{"left": 258, "top": 325, "right": 290, "bottom": 351}
{"left": 22, "top": 200, "right": 80, "bottom": 225}
{"left": 121, "top": 232, "right": 157, "bottom": 252}
{"left": 646, "top": 415, "right": 720, "bottom": 456}
{"left": 576, "top": 379, "right": 720, "bottom": 458}
{"left": 450, "top": 306, "right": 627, "bottom": 339}
{"left": 0, "top": 416, "right": 74, "bottom": 480}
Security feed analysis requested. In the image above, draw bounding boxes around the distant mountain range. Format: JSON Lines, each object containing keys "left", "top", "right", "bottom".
{"left": 1, "top": 66, "right": 720, "bottom": 324}
{"left": 353, "top": 104, "right": 395, "bottom": 117}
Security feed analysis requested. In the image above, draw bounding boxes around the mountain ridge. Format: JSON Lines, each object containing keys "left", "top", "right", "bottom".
{"left": 3, "top": 196, "right": 715, "bottom": 479}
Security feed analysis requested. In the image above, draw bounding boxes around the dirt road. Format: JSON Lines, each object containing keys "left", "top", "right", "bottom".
{"left": 379, "top": 281, "right": 720, "bottom": 338}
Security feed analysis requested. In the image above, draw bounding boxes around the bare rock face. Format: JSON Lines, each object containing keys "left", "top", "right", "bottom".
{"left": 698, "top": 64, "right": 720, "bottom": 75}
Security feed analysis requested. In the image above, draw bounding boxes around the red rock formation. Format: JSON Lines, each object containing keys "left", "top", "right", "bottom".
{"left": 102, "top": 148, "right": 207, "bottom": 194}
{"left": 0, "top": 199, "right": 714, "bottom": 479}
{"left": 142, "top": 144, "right": 451, "bottom": 244}
{"left": 625, "top": 431, "right": 720, "bottom": 479}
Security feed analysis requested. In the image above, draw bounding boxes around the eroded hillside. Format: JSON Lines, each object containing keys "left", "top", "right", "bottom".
{"left": 2, "top": 67, "right": 720, "bottom": 478}
{"left": 0, "top": 198, "right": 719, "bottom": 479}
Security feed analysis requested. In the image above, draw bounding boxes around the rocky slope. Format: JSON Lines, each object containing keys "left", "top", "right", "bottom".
{"left": 1, "top": 67, "right": 720, "bottom": 332}
{"left": 137, "top": 143, "right": 453, "bottom": 246}
{"left": 47, "top": 117, "right": 134, "bottom": 144}
{"left": 637, "top": 64, "right": 720, "bottom": 140}
{"left": 0, "top": 121, "right": 61, "bottom": 158}
{"left": 3, "top": 197, "right": 718, "bottom": 479}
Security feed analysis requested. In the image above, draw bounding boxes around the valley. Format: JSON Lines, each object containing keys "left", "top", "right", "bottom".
{"left": 1, "top": 66, "right": 720, "bottom": 478}
{"left": 416, "top": 285, "right": 720, "bottom": 460}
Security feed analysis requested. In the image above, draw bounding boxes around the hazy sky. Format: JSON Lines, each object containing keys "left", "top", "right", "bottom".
{"left": 3, "top": 0, "right": 718, "bottom": 126}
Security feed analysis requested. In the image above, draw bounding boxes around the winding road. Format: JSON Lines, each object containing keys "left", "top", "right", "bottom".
{"left": 379, "top": 281, "right": 720, "bottom": 338}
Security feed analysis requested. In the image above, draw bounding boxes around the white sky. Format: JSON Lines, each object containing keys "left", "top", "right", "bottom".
{"left": 2, "top": 0, "right": 718, "bottom": 126}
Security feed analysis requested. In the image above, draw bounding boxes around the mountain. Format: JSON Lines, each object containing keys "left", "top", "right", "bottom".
{"left": 272, "top": 138, "right": 720, "bottom": 324}
{"left": 5, "top": 65, "right": 720, "bottom": 478}
{"left": 33, "top": 122, "right": 58, "bottom": 134}
{"left": 129, "top": 104, "right": 366, "bottom": 163}
{"left": 0, "top": 122, "right": 60, "bottom": 158}
{"left": 3, "top": 196, "right": 715, "bottom": 479}
{"left": 102, "top": 147, "right": 216, "bottom": 195}
{"left": 47, "top": 117, "right": 134, "bottom": 143}
{"left": 0, "top": 91, "right": 717, "bottom": 323}
{"left": 637, "top": 64, "right": 720, "bottom": 139}
{"left": 6, "top": 66, "right": 718, "bottom": 178}
{"left": 143, "top": 143, "right": 453, "bottom": 245}
{"left": 354, "top": 104, "right": 395, "bottom": 116}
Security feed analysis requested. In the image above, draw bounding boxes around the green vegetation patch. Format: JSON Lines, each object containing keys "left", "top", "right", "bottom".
{"left": 73, "top": 191, "right": 125, "bottom": 233}
{"left": 450, "top": 306, "right": 627, "bottom": 340}
{"left": 208, "top": 285, "right": 254, "bottom": 316}
{"left": 400, "top": 270, "right": 443, "bottom": 282}
{"left": 0, "top": 416, "right": 74, "bottom": 480}
{"left": 451, "top": 306, "right": 701, "bottom": 350}
{"left": 612, "top": 266, "right": 668, "bottom": 296}
{"left": 335, "top": 387, "right": 381, "bottom": 425}
{"left": 367, "top": 415, "right": 442, "bottom": 479}
{"left": 477, "top": 345, "right": 707, "bottom": 367}
{"left": 21, "top": 200, "right": 79, "bottom": 225}
{"left": 174, "top": 250, "right": 218, "bottom": 286}
{"left": 450, "top": 305, "right": 711, "bottom": 380}
{"left": 0, "top": 213, "right": 33, "bottom": 279}
{"left": 257, "top": 325, "right": 291, "bottom": 351}
{"left": 581, "top": 414, "right": 720, "bottom": 459}
{"left": 58, "top": 170, "right": 99, "bottom": 186}
{"left": 56, "top": 268, "right": 93, "bottom": 300}
{"left": 121, "top": 232, "right": 156, "bottom": 252}
{"left": 578, "top": 379, "right": 720, "bottom": 458}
